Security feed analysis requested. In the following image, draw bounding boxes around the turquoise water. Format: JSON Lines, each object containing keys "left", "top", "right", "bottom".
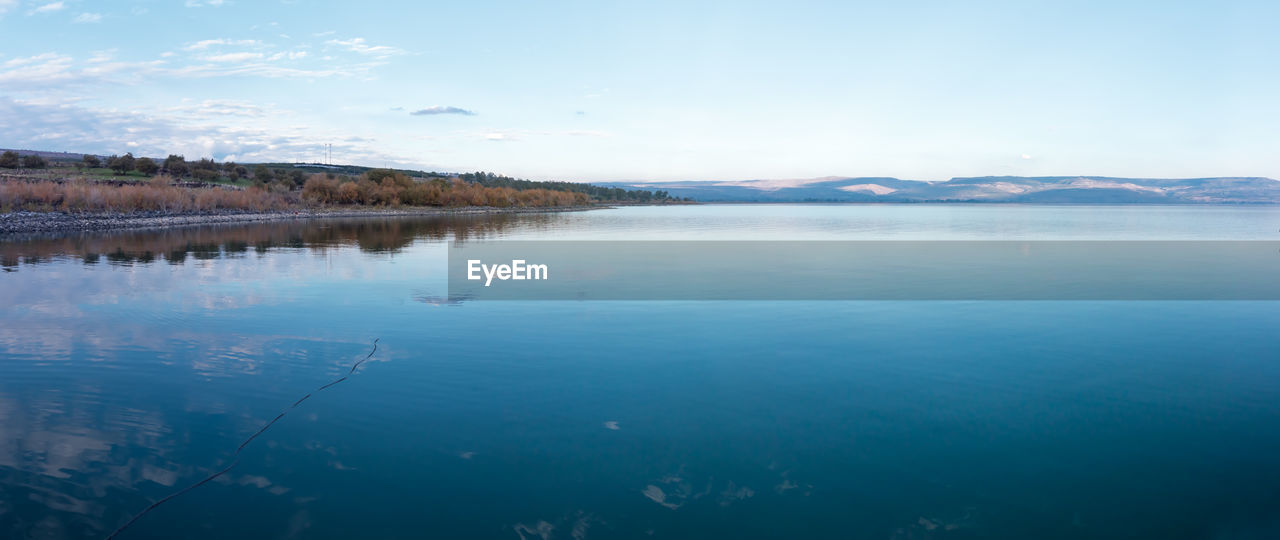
{"left": 2, "top": 204, "right": 1279, "bottom": 539}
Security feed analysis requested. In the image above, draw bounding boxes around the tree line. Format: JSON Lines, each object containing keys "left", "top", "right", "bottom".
{"left": 0, "top": 151, "right": 48, "bottom": 170}
{"left": 301, "top": 170, "right": 590, "bottom": 208}
{"left": 457, "top": 171, "right": 687, "bottom": 202}
{"left": 5, "top": 150, "right": 687, "bottom": 204}
{"left": 89, "top": 153, "right": 279, "bottom": 183}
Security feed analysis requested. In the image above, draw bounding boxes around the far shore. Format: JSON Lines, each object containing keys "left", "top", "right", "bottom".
{"left": 0, "top": 205, "right": 604, "bottom": 235}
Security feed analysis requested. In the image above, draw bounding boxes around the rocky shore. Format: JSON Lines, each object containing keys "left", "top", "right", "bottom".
{"left": 0, "top": 206, "right": 600, "bottom": 235}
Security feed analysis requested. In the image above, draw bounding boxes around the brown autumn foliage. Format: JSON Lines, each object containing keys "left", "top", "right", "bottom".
{"left": 301, "top": 172, "right": 589, "bottom": 208}
{"left": 1, "top": 170, "right": 591, "bottom": 215}
{"left": 0, "top": 176, "right": 292, "bottom": 213}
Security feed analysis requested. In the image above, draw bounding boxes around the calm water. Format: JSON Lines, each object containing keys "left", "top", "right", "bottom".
{"left": 2, "top": 204, "right": 1279, "bottom": 539}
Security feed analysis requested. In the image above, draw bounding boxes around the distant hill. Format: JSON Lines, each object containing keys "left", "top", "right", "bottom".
{"left": 604, "top": 176, "right": 1280, "bottom": 204}
{"left": 0, "top": 150, "right": 678, "bottom": 203}
{"left": 0, "top": 148, "right": 104, "bottom": 161}
{"left": 5, "top": 147, "right": 1274, "bottom": 204}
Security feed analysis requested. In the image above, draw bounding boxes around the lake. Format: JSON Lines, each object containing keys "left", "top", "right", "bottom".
{"left": 2, "top": 204, "right": 1279, "bottom": 539}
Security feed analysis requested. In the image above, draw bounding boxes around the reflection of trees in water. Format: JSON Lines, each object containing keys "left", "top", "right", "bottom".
{"left": 0, "top": 213, "right": 560, "bottom": 270}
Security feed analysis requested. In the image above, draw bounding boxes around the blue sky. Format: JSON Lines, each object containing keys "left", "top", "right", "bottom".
{"left": 1, "top": 1, "right": 1277, "bottom": 181}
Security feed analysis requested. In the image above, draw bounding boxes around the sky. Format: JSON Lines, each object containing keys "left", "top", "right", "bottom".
{"left": 1, "top": 0, "right": 1278, "bottom": 182}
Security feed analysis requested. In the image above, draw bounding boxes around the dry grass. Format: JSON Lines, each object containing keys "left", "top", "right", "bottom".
{"left": 2, "top": 171, "right": 591, "bottom": 215}
{"left": 0, "top": 177, "right": 293, "bottom": 213}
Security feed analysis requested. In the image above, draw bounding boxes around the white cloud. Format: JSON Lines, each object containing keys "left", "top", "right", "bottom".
{"left": 183, "top": 39, "right": 260, "bottom": 51}
{"left": 0, "top": 34, "right": 402, "bottom": 91}
{"left": 0, "top": 0, "right": 17, "bottom": 16}
{"left": 169, "top": 62, "right": 346, "bottom": 79}
{"left": 29, "top": 1, "right": 65, "bottom": 14}
{"left": 82, "top": 59, "right": 166, "bottom": 79}
{"left": 0, "top": 52, "right": 165, "bottom": 88}
{"left": 72, "top": 12, "right": 102, "bottom": 23}
{"left": 0, "top": 53, "right": 76, "bottom": 85}
{"left": 1020, "top": 153, "right": 1033, "bottom": 160}
{"left": 185, "top": 0, "right": 226, "bottom": 7}
{"left": 266, "top": 51, "right": 307, "bottom": 61}
{"left": 164, "top": 99, "right": 272, "bottom": 118}
{"left": 0, "top": 96, "right": 414, "bottom": 166}
{"left": 3, "top": 52, "right": 62, "bottom": 68}
{"left": 202, "top": 52, "right": 264, "bottom": 63}
{"left": 325, "top": 37, "right": 404, "bottom": 57}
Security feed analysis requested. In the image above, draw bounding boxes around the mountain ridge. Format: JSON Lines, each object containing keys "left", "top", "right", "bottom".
{"left": 603, "top": 176, "right": 1280, "bottom": 203}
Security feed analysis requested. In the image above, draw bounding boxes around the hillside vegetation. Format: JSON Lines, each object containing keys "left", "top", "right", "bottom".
{"left": 0, "top": 149, "right": 688, "bottom": 213}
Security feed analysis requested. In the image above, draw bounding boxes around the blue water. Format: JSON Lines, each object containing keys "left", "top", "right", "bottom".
{"left": 2, "top": 205, "right": 1279, "bottom": 539}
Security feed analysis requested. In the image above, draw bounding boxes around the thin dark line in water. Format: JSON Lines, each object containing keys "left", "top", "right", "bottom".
{"left": 105, "top": 338, "right": 380, "bottom": 540}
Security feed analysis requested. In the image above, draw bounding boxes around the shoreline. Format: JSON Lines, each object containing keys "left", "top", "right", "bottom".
{"left": 0, "top": 205, "right": 604, "bottom": 236}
